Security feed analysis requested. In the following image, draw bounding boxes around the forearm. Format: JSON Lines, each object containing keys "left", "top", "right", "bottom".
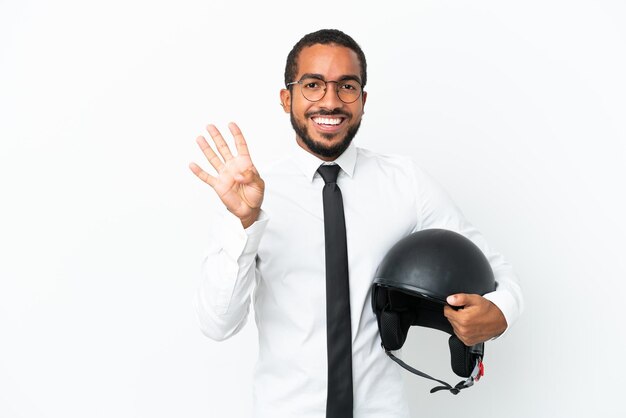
{"left": 413, "top": 162, "right": 524, "bottom": 335}
{"left": 195, "top": 210, "right": 268, "bottom": 341}
{"left": 482, "top": 260, "right": 524, "bottom": 336}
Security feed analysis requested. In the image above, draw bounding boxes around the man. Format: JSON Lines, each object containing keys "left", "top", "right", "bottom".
{"left": 189, "top": 29, "right": 523, "bottom": 418}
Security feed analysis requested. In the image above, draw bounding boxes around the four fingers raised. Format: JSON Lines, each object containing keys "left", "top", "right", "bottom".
{"left": 189, "top": 122, "right": 256, "bottom": 187}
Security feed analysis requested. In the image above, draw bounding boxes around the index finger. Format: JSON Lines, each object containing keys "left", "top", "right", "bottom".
{"left": 228, "top": 122, "right": 251, "bottom": 158}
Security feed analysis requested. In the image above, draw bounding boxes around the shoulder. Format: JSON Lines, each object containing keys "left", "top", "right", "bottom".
{"left": 355, "top": 147, "right": 448, "bottom": 202}
{"left": 258, "top": 155, "right": 298, "bottom": 176}
{"left": 354, "top": 147, "right": 426, "bottom": 179}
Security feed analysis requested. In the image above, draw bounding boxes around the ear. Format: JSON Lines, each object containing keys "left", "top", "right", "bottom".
{"left": 280, "top": 88, "right": 291, "bottom": 113}
{"left": 361, "top": 90, "right": 367, "bottom": 110}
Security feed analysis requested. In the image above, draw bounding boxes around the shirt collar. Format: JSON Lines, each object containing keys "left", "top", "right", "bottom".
{"left": 291, "top": 141, "right": 357, "bottom": 182}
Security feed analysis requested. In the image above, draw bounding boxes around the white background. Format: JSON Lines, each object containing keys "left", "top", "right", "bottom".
{"left": 1, "top": 1, "right": 625, "bottom": 417}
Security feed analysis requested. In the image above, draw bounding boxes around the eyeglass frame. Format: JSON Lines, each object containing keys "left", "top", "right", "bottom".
{"left": 286, "top": 75, "right": 364, "bottom": 104}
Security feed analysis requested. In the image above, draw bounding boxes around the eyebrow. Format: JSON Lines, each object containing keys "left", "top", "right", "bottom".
{"left": 300, "top": 73, "right": 362, "bottom": 84}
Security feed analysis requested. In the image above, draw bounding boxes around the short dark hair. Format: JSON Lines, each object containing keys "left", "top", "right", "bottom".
{"left": 284, "top": 29, "right": 367, "bottom": 88}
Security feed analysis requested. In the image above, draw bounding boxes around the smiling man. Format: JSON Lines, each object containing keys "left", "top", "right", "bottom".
{"left": 190, "top": 29, "right": 523, "bottom": 418}
{"left": 282, "top": 42, "right": 366, "bottom": 160}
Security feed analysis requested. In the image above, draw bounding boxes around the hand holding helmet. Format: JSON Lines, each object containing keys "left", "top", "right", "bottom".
{"left": 444, "top": 293, "right": 507, "bottom": 346}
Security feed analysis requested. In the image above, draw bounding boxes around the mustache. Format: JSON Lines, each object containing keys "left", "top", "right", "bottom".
{"left": 305, "top": 109, "right": 351, "bottom": 118}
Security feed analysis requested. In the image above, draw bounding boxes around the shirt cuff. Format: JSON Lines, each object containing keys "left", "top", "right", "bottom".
{"left": 212, "top": 209, "right": 269, "bottom": 262}
{"left": 482, "top": 288, "right": 520, "bottom": 340}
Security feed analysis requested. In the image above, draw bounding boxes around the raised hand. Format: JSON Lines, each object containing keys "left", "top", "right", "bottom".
{"left": 189, "top": 122, "right": 265, "bottom": 228}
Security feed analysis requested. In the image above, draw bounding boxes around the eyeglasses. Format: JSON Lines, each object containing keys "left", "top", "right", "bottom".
{"left": 286, "top": 77, "right": 363, "bottom": 104}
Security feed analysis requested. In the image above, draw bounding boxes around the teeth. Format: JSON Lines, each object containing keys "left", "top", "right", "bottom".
{"left": 313, "top": 117, "right": 342, "bottom": 125}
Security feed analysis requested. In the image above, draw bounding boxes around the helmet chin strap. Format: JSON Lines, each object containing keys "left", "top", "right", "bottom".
{"left": 384, "top": 347, "right": 484, "bottom": 395}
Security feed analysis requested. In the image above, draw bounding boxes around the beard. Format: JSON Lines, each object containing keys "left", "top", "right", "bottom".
{"left": 290, "top": 109, "right": 362, "bottom": 160}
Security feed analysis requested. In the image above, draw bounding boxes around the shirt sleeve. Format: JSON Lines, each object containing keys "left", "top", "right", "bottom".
{"left": 410, "top": 161, "right": 524, "bottom": 337}
{"left": 194, "top": 208, "right": 269, "bottom": 341}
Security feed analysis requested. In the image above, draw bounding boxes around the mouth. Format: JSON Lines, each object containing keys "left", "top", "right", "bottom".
{"left": 310, "top": 115, "right": 347, "bottom": 133}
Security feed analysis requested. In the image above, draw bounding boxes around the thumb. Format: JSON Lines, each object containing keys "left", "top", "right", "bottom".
{"left": 446, "top": 293, "right": 470, "bottom": 307}
{"left": 234, "top": 168, "right": 258, "bottom": 184}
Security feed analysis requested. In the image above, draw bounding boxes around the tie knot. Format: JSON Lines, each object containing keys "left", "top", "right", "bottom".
{"left": 318, "top": 164, "right": 341, "bottom": 184}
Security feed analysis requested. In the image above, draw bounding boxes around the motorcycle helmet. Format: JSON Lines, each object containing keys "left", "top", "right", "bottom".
{"left": 371, "top": 228, "right": 496, "bottom": 394}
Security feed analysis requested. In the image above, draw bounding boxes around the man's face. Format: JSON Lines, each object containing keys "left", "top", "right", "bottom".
{"left": 280, "top": 44, "right": 367, "bottom": 161}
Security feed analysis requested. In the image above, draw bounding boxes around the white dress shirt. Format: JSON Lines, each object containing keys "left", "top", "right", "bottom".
{"left": 196, "top": 142, "right": 524, "bottom": 418}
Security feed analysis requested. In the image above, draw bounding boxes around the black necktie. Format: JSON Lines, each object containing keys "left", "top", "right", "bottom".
{"left": 318, "top": 164, "right": 353, "bottom": 418}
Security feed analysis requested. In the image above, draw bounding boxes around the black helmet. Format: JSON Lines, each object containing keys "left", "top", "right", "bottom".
{"left": 371, "top": 228, "right": 496, "bottom": 394}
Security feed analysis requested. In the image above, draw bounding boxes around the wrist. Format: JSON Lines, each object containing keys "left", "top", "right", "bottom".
{"left": 241, "top": 209, "right": 260, "bottom": 229}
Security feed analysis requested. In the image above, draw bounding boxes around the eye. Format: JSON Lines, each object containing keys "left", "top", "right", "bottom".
{"left": 339, "top": 81, "right": 360, "bottom": 92}
{"left": 301, "top": 78, "right": 323, "bottom": 90}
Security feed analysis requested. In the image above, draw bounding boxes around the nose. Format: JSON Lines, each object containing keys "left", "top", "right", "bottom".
{"left": 317, "top": 81, "right": 344, "bottom": 110}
